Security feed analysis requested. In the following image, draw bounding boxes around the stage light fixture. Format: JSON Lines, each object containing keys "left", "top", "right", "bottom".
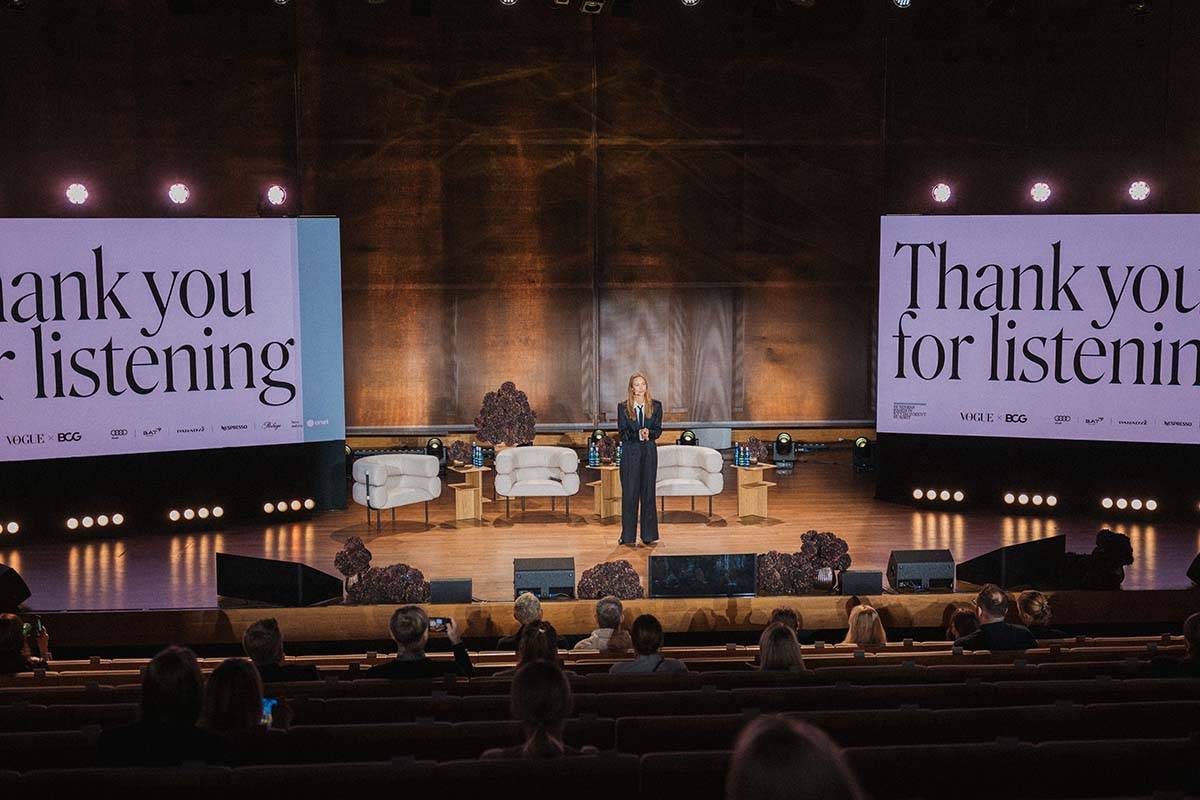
{"left": 501, "top": 0, "right": 516, "bottom": 5}
{"left": 773, "top": 432, "right": 793, "bottom": 456}
{"left": 65, "top": 183, "right": 89, "bottom": 205}
{"left": 263, "top": 503, "right": 274, "bottom": 514}
{"left": 1029, "top": 182, "right": 1051, "bottom": 203}
{"left": 1032, "top": 494, "right": 1043, "bottom": 506}
{"left": 212, "top": 507, "right": 224, "bottom": 518}
{"left": 183, "top": 508, "right": 196, "bottom": 520}
{"left": 553, "top": 0, "right": 572, "bottom": 5}
{"left": 581, "top": 0, "right": 604, "bottom": 11}
{"left": 590, "top": 428, "right": 606, "bottom": 442}
{"left": 1003, "top": 492, "right": 1015, "bottom": 504}
{"left": 276, "top": 501, "right": 288, "bottom": 512}
{"left": 1102, "top": 497, "right": 1114, "bottom": 509}
{"left": 112, "top": 513, "right": 125, "bottom": 525}
{"left": 1016, "top": 493, "right": 1029, "bottom": 505}
{"left": 425, "top": 437, "right": 444, "bottom": 458}
{"left": 82, "top": 516, "right": 94, "bottom": 528}
{"left": 266, "top": 185, "right": 287, "bottom": 206}
{"left": 1116, "top": 498, "right": 1129, "bottom": 509}
{"left": 1130, "top": 498, "right": 1143, "bottom": 510}
{"left": 678, "top": 430, "right": 698, "bottom": 446}
{"left": 682, "top": 0, "right": 699, "bottom": 5}
{"left": 931, "top": 182, "right": 952, "bottom": 203}
{"left": 1127, "top": 0, "right": 1152, "bottom": 14}
{"left": 167, "top": 183, "right": 190, "bottom": 204}
{"left": 4, "top": 522, "right": 17, "bottom": 534}
{"left": 1128, "top": 180, "right": 1151, "bottom": 201}
{"left": 67, "top": 517, "right": 79, "bottom": 530}
{"left": 289, "top": 500, "right": 301, "bottom": 511}
{"left": 1046, "top": 495, "right": 1058, "bottom": 507}
{"left": 894, "top": 0, "right": 911, "bottom": 6}
{"left": 97, "top": 515, "right": 109, "bottom": 526}
{"left": 938, "top": 490, "right": 950, "bottom": 501}
{"left": 1146, "top": 499, "right": 1158, "bottom": 511}
{"left": 912, "top": 489, "right": 924, "bottom": 500}
{"left": 304, "top": 498, "right": 316, "bottom": 510}
{"left": 924, "top": 489, "right": 936, "bottom": 500}
{"left": 168, "top": 509, "right": 181, "bottom": 521}
{"left": 198, "top": 507, "right": 210, "bottom": 519}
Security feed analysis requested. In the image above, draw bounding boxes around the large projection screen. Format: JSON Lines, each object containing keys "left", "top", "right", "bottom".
{"left": 0, "top": 217, "right": 344, "bottom": 462}
{"left": 878, "top": 214, "right": 1200, "bottom": 445}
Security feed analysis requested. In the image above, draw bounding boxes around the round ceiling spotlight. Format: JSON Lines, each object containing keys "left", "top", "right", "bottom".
{"left": 912, "top": 489, "right": 923, "bottom": 500}
{"left": 1029, "top": 181, "right": 1052, "bottom": 203}
{"left": 931, "top": 182, "right": 952, "bottom": 203}
{"left": 65, "top": 183, "right": 89, "bottom": 205}
{"left": 1101, "top": 497, "right": 1114, "bottom": 509}
{"left": 4, "top": 522, "right": 17, "bottom": 534}
{"left": 682, "top": 0, "right": 700, "bottom": 5}
{"left": 952, "top": 490, "right": 964, "bottom": 502}
{"left": 167, "top": 183, "right": 190, "bottom": 204}
{"left": 265, "top": 185, "right": 287, "bottom": 206}
{"left": 1145, "top": 499, "right": 1158, "bottom": 511}
{"left": 1128, "top": 180, "right": 1151, "bottom": 201}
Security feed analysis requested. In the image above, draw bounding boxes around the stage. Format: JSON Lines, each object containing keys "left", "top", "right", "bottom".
{"left": 3, "top": 451, "right": 1198, "bottom": 624}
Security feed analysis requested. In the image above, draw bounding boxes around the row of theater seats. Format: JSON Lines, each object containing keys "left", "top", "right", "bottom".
{"left": 0, "top": 740, "right": 1196, "bottom": 800}
{"left": 2, "top": 698, "right": 1199, "bottom": 768}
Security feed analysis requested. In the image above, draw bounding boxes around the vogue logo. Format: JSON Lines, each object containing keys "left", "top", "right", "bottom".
{"left": 960, "top": 411, "right": 995, "bottom": 423}
{"left": 5, "top": 433, "right": 45, "bottom": 446}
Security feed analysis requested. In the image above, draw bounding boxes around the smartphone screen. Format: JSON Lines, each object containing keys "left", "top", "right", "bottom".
{"left": 261, "top": 697, "right": 278, "bottom": 725}
{"left": 428, "top": 617, "right": 450, "bottom": 632}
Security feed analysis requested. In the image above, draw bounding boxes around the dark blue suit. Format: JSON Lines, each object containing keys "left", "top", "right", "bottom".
{"left": 617, "top": 399, "right": 662, "bottom": 544}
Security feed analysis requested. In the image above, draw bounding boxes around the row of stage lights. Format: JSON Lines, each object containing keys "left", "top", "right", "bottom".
{"left": 1101, "top": 497, "right": 1158, "bottom": 512}
{"left": 264, "top": 499, "right": 317, "bottom": 514}
{"left": 912, "top": 488, "right": 966, "bottom": 503}
{"left": 930, "top": 180, "right": 1152, "bottom": 205}
{"left": 61, "top": 183, "right": 288, "bottom": 209}
{"left": 1004, "top": 492, "right": 1059, "bottom": 508}
{"left": 66, "top": 513, "right": 125, "bottom": 531}
{"left": 168, "top": 506, "right": 225, "bottom": 523}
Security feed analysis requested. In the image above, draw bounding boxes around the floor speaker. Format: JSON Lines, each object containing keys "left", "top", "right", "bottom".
{"left": 0, "top": 564, "right": 31, "bottom": 612}
{"left": 840, "top": 570, "right": 884, "bottom": 596}
{"left": 430, "top": 578, "right": 473, "bottom": 604}
{"left": 887, "top": 549, "right": 956, "bottom": 593}
{"left": 513, "top": 557, "right": 575, "bottom": 600}
{"left": 216, "top": 553, "right": 343, "bottom": 607}
{"left": 955, "top": 535, "right": 1067, "bottom": 589}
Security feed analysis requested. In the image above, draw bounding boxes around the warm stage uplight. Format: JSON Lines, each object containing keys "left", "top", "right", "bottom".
{"left": 1029, "top": 181, "right": 1052, "bottom": 203}
{"left": 266, "top": 185, "right": 287, "bottom": 206}
{"left": 65, "top": 183, "right": 89, "bottom": 205}
{"left": 1128, "top": 180, "right": 1151, "bottom": 201}
{"left": 931, "top": 182, "right": 952, "bottom": 203}
{"left": 167, "top": 183, "right": 190, "bottom": 204}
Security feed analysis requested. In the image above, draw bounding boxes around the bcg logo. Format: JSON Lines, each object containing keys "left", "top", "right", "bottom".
{"left": 57, "top": 431, "right": 82, "bottom": 442}
{"left": 1004, "top": 414, "right": 1027, "bottom": 424}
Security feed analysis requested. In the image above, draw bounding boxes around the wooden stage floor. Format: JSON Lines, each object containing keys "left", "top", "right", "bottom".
{"left": 3, "top": 452, "right": 1199, "bottom": 612}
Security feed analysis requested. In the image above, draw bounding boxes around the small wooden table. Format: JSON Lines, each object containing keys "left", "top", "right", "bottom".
{"left": 447, "top": 465, "right": 492, "bottom": 523}
{"left": 586, "top": 463, "right": 622, "bottom": 521}
{"left": 734, "top": 463, "right": 776, "bottom": 521}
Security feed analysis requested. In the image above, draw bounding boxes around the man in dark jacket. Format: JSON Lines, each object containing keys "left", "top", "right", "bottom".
{"left": 365, "top": 605, "right": 474, "bottom": 679}
{"left": 954, "top": 584, "right": 1037, "bottom": 651}
{"left": 242, "top": 618, "right": 321, "bottom": 683}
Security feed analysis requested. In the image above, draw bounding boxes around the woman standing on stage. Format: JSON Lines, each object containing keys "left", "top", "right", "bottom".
{"left": 617, "top": 372, "right": 662, "bottom": 546}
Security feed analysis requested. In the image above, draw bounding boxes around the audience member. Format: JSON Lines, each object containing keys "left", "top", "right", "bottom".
{"left": 953, "top": 584, "right": 1037, "bottom": 651}
{"left": 769, "top": 606, "right": 813, "bottom": 644}
{"left": 726, "top": 715, "right": 865, "bottom": 800}
{"left": 242, "top": 617, "right": 321, "bottom": 683}
{"left": 1151, "top": 612, "right": 1200, "bottom": 678}
{"left": 841, "top": 604, "right": 886, "bottom": 646}
{"left": 758, "top": 623, "right": 806, "bottom": 672}
{"left": 0, "top": 613, "right": 50, "bottom": 674}
{"left": 573, "top": 595, "right": 627, "bottom": 651}
{"left": 1017, "top": 590, "right": 1068, "bottom": 639}
{"left": 946, "top": 607, "right": 980, "bottom": 641}
{"left": 494, "top": 621, "right": 575, "bottom": 677}
{"left": 364, "top": 606, "right": 474, "bottom": 678}
{"left": 202, "top": 658, "right": 291, "bottom": 734}
{"left": 482, "top": 661, "right": 595, "bottom": 758}
{"left": 97, "top": 646, "right": 232, "bottom": 766}
{"left": 610, "top": 614, "right": 688, "bottom": 674}
{"left": 497, "top": 592, "right": 544, "bottom": 650}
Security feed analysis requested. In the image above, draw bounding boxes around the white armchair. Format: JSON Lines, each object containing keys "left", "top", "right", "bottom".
{"left": 494, "top": 446, "right": 581, "bottom": 518}
{"left": 656, "top": 444, "right": 724, "bottom": 518}
{"left": 352, "top": 454, "right": 442, "bottom": 528}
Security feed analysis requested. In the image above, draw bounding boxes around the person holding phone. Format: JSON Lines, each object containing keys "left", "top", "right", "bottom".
{"left": 364, "top": 605, "right": 474, "bottom": 679}
{"left": 0, "top": 613, "right": 50, "bottom": 674}
{"left": 617, "top": 371, "right": 662, "bottom": 546}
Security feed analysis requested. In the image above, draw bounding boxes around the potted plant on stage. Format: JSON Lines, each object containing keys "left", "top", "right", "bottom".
{"left": 447, "top": 439, "right": 473, "bottom": 467}
{"left": 746, "top": 436, "right": 770, "bottom": 466}
{"left": 474, "top": 381, "right": 537, "bottom": 449}
{"left": 756, "top": 530, "right": 852, "bottom": 596}
{"left": 597, "top": 434, "right": 618, "bottom": 464}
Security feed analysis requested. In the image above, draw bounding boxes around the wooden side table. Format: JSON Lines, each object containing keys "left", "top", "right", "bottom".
{"left": 586, "top": 463, "right": 622, "bottom": 521}
{"left": 734, "top": 463, "right": 777, "bottom": 521}
{"left": 447, "top": 465, "right": 492, "bottom": 523}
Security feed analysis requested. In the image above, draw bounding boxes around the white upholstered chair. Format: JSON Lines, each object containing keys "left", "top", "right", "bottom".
{"left": 494, "top": 446, "right": 581, "bottom": 518}
{"left": 352, "top": 454, "right": 442, "bottom": 528}
{"left": 655, "top": 444, "right": 724, "bottom": 518}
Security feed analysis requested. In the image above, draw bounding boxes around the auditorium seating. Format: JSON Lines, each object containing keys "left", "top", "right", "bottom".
{"left": 350, "top": 453, "right": 442, "bottom": 527}
{"left": 493, "top": 445, "right": 580, "bottom": 517}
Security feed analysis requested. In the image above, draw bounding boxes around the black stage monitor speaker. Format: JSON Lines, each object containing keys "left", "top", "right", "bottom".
{"left": 887, "top": 549, "right": 956, "bottom": 593}
{"left": 0, "top": 564, "right": 31, "bottom": 612}
{"left": 840, "top": 570, "right": 884, "bottom": 596}
{"left": 514, "top": 557, "right": 575, "bottom": 600}
{"left": 430, "top": 578, "right": 473, "bottom": 604}
{"left": 1188, "top": 553, "right": 1200, "bottom": 586}
{"left": 955, "top": 535, "right": 1067, "bottom": 589}
{"left": 216, "top": 553, "right": 343, "bottom": 607}
{"left": 649, "top": 553, "right": 756, "bottom": 598}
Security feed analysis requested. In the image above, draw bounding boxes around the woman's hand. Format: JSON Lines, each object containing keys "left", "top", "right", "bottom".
{"left": 639, "top": 428, "right": 649, "bottom": 442}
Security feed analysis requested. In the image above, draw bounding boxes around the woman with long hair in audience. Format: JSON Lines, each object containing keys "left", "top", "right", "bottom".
{"left": 946, "top": 606, "right": 980, "bottom": 641}
{"left": 494, "top": 622, "right": 576, "bottom": 678}
{"left": 841, "top": 604, "right": 887, "bottom": 647}
{"left": 1017, "top": 590, "right": 1067, "bottom": 639}
{"left": 758, "top": 623, "right": 806, "bottom": 672}
{"left": 483, "top": 661, "right": 593, "bottom": 758}
{"left": 203, "top": 658, "right": 278, "bottom": 732}
{"left": 726, "top": 716, "right": 865, "bottom": 800}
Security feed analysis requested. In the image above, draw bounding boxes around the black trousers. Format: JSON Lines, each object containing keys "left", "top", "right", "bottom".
{"left": 620, "top": 440, "right": 658, "bottom": 544}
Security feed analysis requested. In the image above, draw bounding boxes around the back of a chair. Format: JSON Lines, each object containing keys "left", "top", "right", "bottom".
{"left": 22, "top": 766, "right": 232, "bottom": 800}
{"left": 352, "top": 454, "right": 439, "bottom": 486}
{"left": 656, "top": 445, "right": 723, "bottom": 492}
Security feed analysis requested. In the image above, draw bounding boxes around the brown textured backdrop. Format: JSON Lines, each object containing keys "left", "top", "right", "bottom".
{"left": 1, "top": 0, "right": 1192, "bottom": 426}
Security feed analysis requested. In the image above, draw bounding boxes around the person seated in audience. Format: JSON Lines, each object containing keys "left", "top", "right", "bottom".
{"left": 769, "top": 606, "right": 813, "bottom": 645}
{"left": 364, "top": 605, "right": 474, "bottom": 678}
{"left": 98, "top": 645, "right": 233, "bottom": 766}
{"left": 573, "top": 595, "right": 629, "bottom": 652}
{"left": 726, "top": 715, "right": 865, "bottom": 800}
{"left": 0, "top": 613, "right": 51, "bottom": 674}
{"left": 609, "top": 614, "right": 688, "bottom": 674}
{"left": 242, "top": 617, "right": 321, "bottom": 683}
{"left": 482, "top": 661, "right": 595, "bottom": 758}
{"left": 494, "top": 621, "right": 576, "bottom": 678}
{"left": 758, "top": 623, "right": 806, "bottom": 672}
{"left": 953, "top": 584, "right": 1037, "bottom": 651}
{"left": 946, "top": 607, "right": 980, "bottom": 641}
{"left": 498, "top": 592, "right": 544, "bottom": 650}
{"left": 841, "top": 604, "right": 886, "bottom": 647}
{"left": 203, "top": 658, "right": 291, "bottom": 735}
{"left": 1151, "top": 612, "right": 1200, "bottom": 678}
{"left": 1017, "top": 590, "right": 1068, "bottom": 639}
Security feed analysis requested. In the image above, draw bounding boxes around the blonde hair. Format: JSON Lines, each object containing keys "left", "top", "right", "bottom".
{"left": 758, "top": 623, "right": 805, "bottom": 672}
{"left": 842, "top": 605, "right": 886, "bottom": 646}
{"left": 625, "top": 372, "right": 654, "bottom": 420}
{"left": 1017, "top": 590, "right": 1051, "bottom": 627}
